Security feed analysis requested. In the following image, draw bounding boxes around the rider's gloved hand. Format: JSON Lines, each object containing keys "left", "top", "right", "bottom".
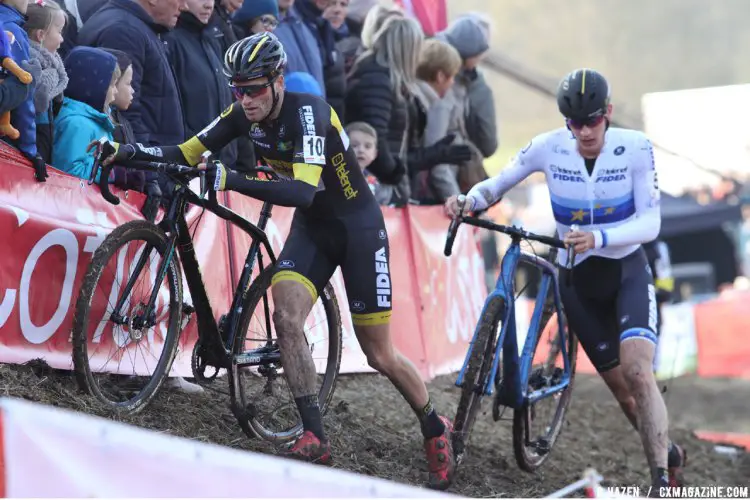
{"left": 86, "top": 139, "right": 136, "bottom": 165}
{"left": 198, "top": 158, "right": 230, "bottom": 191}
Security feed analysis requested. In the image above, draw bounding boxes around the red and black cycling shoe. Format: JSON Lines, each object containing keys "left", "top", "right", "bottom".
{"left": 424, "top": 416, "right": 456, "bottom": 490}
{"left": 281, "top": 431, "right": 332, "bottom": 465}
{"left": 668, "top": 443, "right": 687, "bottom": 487}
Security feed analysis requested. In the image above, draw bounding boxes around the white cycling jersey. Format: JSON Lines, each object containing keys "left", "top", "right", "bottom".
{"left": 466, "top": 127, "right": 661, "bottom": 267}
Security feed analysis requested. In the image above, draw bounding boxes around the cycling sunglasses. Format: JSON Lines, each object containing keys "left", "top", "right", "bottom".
{"left": 230, "top": 81, "right": 273, "bottom": 100}
{"left": 567, "top": 114, "right": 606, "bottom": 130}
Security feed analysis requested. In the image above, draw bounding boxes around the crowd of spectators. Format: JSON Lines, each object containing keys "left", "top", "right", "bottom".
{"left": 0, "top": 0, "right": 499, "bottom": 211}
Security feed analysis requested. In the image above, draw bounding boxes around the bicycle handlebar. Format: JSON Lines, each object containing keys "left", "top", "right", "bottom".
{"left": 444, "top": 195, "right": 577, "bottom": 285}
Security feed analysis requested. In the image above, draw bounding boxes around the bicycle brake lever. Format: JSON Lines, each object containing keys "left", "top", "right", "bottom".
{"left": 564, "top": 224, "right": 578, "bottom": 287}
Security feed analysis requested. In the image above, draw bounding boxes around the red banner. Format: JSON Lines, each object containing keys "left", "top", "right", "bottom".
{"left": 0, "top": 145, "right": 482, "bottom": 380}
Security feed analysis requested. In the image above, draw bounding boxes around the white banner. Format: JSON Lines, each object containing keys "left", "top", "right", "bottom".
{"left": 0, "top": 398, "right": 461, "bottom": 498}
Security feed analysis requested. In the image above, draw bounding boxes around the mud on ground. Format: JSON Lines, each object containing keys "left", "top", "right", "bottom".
{"left": 1, "top": 361, "right": 747, "bottom": 498}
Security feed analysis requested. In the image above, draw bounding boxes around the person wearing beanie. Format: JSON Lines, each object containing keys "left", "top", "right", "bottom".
{"left": 52, "top": 47, "right": 121, "bottom": 180}
{"left": 231, "top": 0, "right": 278, "bottom": 36}
{"left": 434, "top": 15, "right": 498, "bottom": 161}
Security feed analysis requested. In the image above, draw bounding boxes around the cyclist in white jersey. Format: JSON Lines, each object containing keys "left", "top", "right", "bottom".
{"left": 445, "top": 68, "right": 685, "bottom": 493}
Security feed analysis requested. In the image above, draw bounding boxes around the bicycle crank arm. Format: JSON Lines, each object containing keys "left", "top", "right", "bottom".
{"left": 234, "top": 348, "right": 281, "bottom": 367}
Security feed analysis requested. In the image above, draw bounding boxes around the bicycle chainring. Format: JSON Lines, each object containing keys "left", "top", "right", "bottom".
{"left": 191, "top": 338, "right": 221, "bottom": 383}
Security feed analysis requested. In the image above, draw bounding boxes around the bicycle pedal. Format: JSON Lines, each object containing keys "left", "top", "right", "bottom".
{"left": 534, "top": 438, "right": 551, "bottom": 455}
{"left": 230, "top": 401, "right": 257, "bottom": 422}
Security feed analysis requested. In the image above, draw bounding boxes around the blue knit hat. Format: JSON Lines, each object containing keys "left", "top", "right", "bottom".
{"left": 64, "top": 47, "right": 118, "bottom": 112}
{"left": 285, "top": 72, "right": 323, "bottom": 97}
{"left": 232, "top": 0, "right": 279, "bottom": 25}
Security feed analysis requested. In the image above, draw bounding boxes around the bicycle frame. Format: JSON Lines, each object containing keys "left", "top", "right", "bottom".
{"left": 454, "top": 237, "right": 573, "bottom": 410}
{"left": 110, "top": 179, "right": 278, "bottom": 365}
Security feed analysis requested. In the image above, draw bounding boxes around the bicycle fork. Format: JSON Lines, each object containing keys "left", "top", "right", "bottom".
{"left": 109, "top": 232, "right": 178, "bottom": 335}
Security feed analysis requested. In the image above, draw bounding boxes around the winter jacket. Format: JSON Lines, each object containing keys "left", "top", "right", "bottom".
{"left": 53, "top": 46, "right": 118, "bottom": 179}
{"left": 345, "top": 54, "right": 409, "bottom": 188}
{"left": 30, "top": 42, "right": 68, "bottom": 164}
{"left": 0, "top": 4, "right": 37, "bottom": 158}
{"left": 53, "top": 98, "right": 115, "bottom": 179}
{"left": 294, "top": 0, "right": 345, "bottom": 117}
{"left": 165, "top": 12, "right": 238, "bottom": 167}
{"left": 274, "top": 7, "right": 325, "bottom": 97}
{"left": 435, "top": 17, "right": 498, "bottom": 158}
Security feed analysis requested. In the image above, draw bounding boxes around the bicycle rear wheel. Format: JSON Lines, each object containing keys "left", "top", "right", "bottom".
{"left": 452, "top": 296, "right": 505, "bottom": 464}
{"left": 513, "top": 309, "right": 578, "bottom": 472}
{"left": 71, "top": 220, "right": 183, "bottom": 414}
{"left": 229, "top": 265, "right": 343, "bottom": 444}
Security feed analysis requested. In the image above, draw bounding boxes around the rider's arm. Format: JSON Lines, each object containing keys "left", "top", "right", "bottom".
{"left": 217, "top": 168, "right": 317, "bottom": 208}
{"left": 116, "top": 103, "right": 249, "bottom": 166}
{"left": 593, "top": 138, "right": 661, "bottom": 248}
{"left": 466, "top": 139, "right": 543, "bottom": 211}
{"left": 213, "top": 102, "right": 332, "bottom": 208}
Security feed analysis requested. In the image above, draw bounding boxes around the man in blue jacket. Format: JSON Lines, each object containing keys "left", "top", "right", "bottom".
{"left": 78, "top": 0, "right": 186, "bottom": 148}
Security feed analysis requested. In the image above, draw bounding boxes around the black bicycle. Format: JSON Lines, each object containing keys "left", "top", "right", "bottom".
{"left": 71, "top": 144, "right": 343, "bottom": 444}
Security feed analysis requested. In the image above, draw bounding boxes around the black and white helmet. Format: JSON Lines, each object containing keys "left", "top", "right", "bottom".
{"left": 223, "top": 32, "right": 287, "bottom": 83}
{"left": 556, "top": 68, "right": 610, "bottom": 121}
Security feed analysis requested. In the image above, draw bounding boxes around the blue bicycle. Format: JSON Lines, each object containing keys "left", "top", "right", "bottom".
{"left": 444, "top": 196, "right": 579, "bottom": 472}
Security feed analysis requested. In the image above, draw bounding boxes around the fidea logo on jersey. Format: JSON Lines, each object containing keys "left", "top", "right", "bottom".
{"left": 300, "top": 105, "right": 316, "bottom": 136}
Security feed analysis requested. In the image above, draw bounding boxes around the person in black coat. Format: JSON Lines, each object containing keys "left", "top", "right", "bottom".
{"left": 165, "top": 5, "right": 240, "bottom": 169}
{"left": 294, "top": 0, "right": 346, "bottom": 119}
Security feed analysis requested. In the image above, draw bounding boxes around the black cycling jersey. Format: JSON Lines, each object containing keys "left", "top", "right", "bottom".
{"left": 121, "top": 92, "right": 380, "bottom": 219}
{"left": 116, "top": 91, "right": 392, "bottom": 326}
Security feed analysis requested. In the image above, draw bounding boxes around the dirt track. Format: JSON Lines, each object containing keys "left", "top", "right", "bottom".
{"left": 1, "top": 362, "right": 748, "bottom": 497}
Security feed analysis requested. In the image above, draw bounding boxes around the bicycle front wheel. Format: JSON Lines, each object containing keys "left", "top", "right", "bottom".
{"left": 71, "top": 220, "right": 183, "bottom": 414}
{"left": 512, "top": 309, "right": 578, "bottom": 472}
{"left": 229, "top": 266, "right": 343, "bottom": 444}
{"left": 452, "top": 296, "right": 505, "bottom": 465}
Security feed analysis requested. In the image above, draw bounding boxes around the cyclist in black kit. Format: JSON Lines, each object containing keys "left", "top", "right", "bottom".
{"left": 101, "top": 32, "right": 458, "bottom": 490}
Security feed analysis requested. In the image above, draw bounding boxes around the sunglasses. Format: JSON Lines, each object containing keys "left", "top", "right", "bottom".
{"left": 230, "top": 81, "right": 272, "bottom": 100}
{"left": 567, "top": 114, "right": 606, "bottom": 130}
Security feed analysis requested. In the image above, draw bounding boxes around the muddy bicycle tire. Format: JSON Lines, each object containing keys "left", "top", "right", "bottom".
{"left": 71, "top": 220, "right": 183, "bottom": 414}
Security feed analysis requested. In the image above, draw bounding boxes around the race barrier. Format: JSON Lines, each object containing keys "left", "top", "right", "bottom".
{"left": 0, "top": 397, "right": 462, "bottom": 497}
{"left": 0, "top": 144, "right": 747, "bottom": 382}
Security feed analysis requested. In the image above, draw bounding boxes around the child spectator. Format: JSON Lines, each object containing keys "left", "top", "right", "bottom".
{"left": 231, "top": 0, "right": 278, "bottom": 37}
{"left": 0, "top": 0, "right": 46, "bottom": 181}
{"left": 99, "top": 48, "right": 142, "bottom": 190}
{"left": 25, "top": 0, "right": 69, "bottom": 165}
{"left": 100, "top": 47, "right": 161, "bottom": 221}
{"left": 345, "top": 121, "right": 390, "bottom": 205}
{"left": 52, "top": 46, "right": 119, "bottom": 180}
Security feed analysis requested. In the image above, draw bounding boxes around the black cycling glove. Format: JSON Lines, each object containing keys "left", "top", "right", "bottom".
{"left": 201, "top": 159, "right": 230, "bottom": 191}
{"left": 377, "top": 156, "right": 407, "bottom": 185}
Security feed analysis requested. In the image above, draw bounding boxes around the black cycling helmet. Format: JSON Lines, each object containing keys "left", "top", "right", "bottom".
{"left": 223, "top": 32, "right": 287, "bottom": 83}
{"left": 556, "top": 68, "right": 610, "bottom": 121}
